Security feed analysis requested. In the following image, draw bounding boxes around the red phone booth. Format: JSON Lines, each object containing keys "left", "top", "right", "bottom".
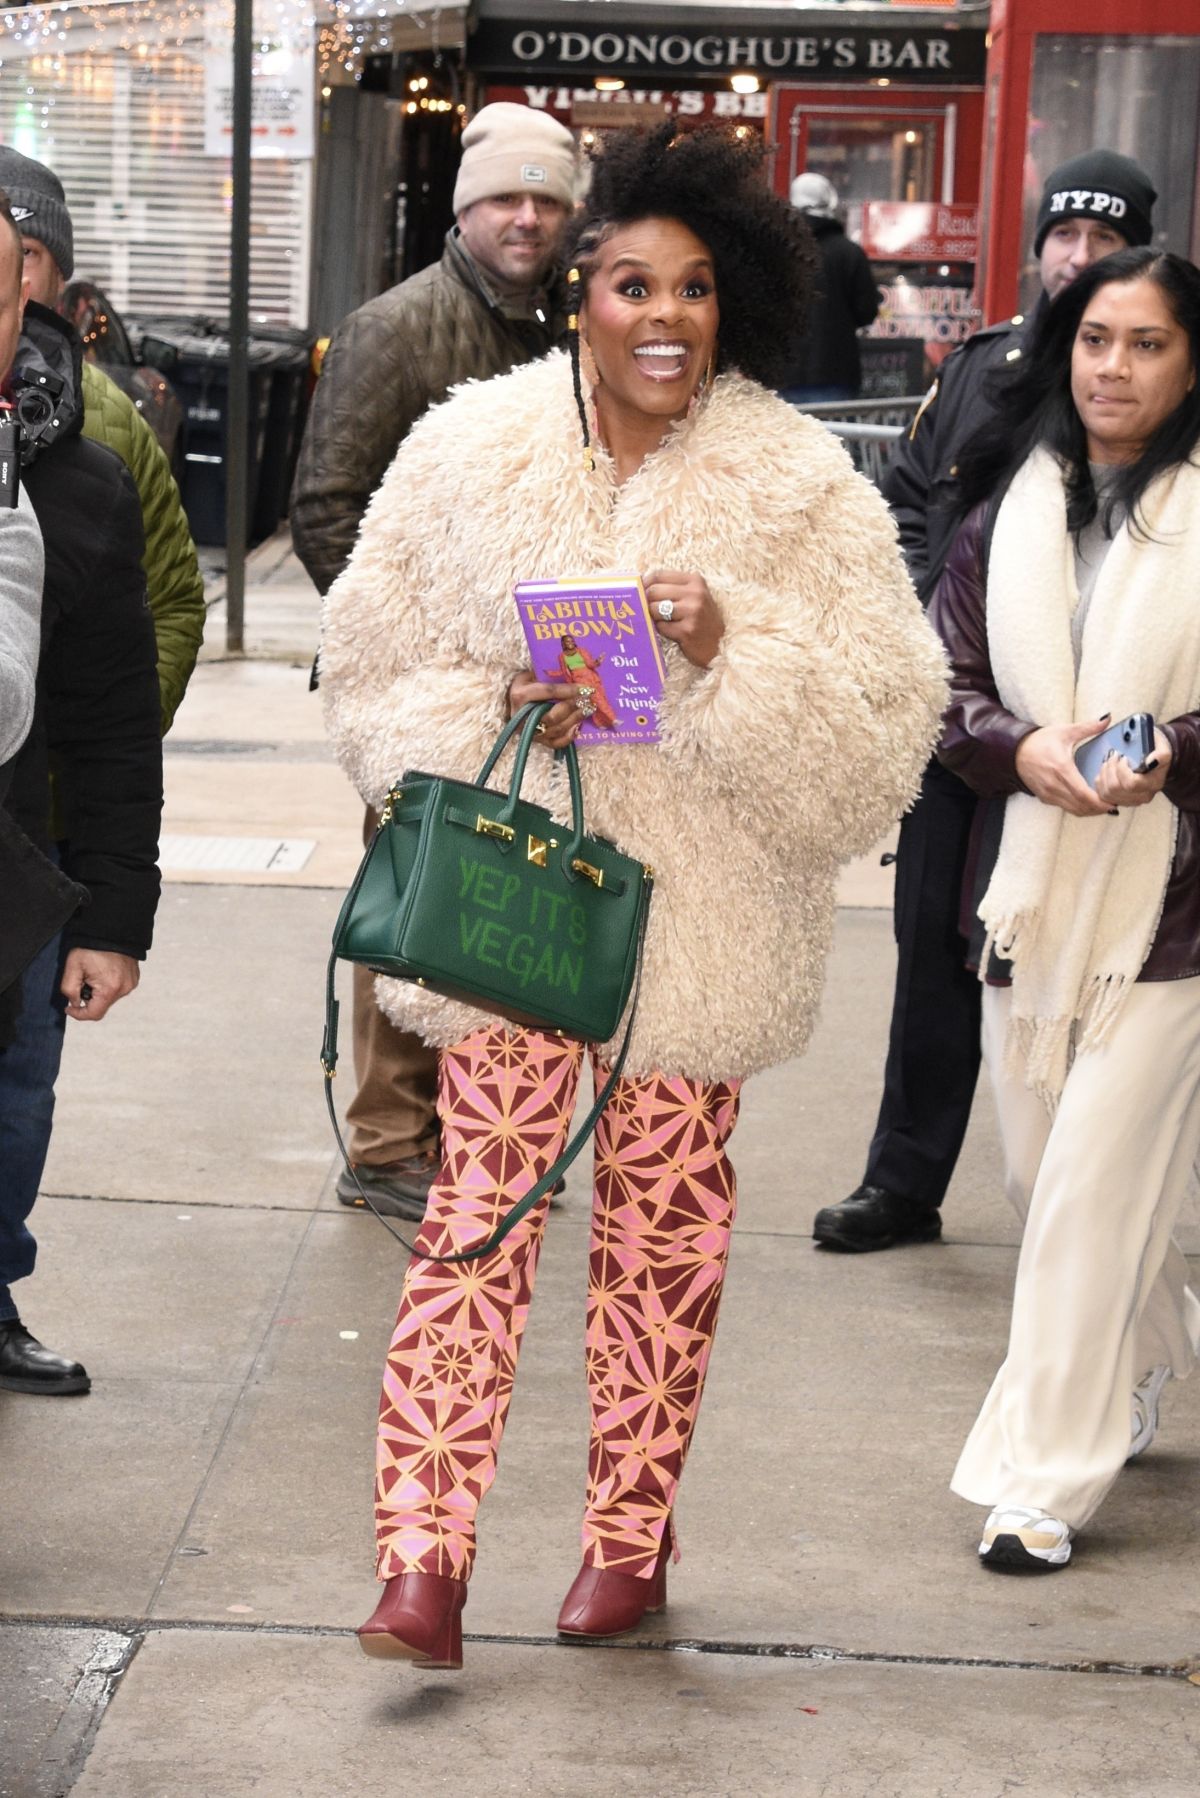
{"left": 979, "top": 0, "right": 1200, "bottom": 320}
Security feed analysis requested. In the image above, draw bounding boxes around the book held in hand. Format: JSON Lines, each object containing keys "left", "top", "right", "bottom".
{"left": 513, "top": 574, "right": 666, "bottom": 745}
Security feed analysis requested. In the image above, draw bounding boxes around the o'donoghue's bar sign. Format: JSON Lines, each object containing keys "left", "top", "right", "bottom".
{"left": 468, "top": 20, "right": 987, "bottom": 86}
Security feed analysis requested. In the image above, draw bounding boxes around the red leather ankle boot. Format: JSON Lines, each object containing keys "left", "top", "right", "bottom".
{"left": 556, "top": 1528, "right": 673, "bottom": 1640}
{"left": 357, "top": 1571, "right": 467, "bottom": 1669}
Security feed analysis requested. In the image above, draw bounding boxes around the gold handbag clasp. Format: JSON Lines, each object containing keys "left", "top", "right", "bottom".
{"left": 476, "top": 815, "right": 515, "bottom": 844}
{"left": 571, "top": 858, "right": 604, "bottom": 889}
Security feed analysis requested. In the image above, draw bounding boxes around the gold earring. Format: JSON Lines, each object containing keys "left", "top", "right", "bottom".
{"left": 579, "top": 334, "right": 600, "bottom": 390}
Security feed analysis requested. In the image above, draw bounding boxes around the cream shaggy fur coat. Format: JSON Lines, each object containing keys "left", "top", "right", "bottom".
{"left": 321, "top": 354, "right": 947, "bottom": 1080}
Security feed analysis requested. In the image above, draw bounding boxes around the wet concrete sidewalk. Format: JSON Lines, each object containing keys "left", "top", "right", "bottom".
{"left": 3, "top": 544, "right": 1198, "bottom": 1797}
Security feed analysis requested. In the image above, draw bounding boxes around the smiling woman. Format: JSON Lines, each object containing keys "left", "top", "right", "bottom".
{"left": 578, "top": 218, "right": 720, "bottom": 462}
{"left": 320, "top": 122, "right": 947, "bottom": 1673}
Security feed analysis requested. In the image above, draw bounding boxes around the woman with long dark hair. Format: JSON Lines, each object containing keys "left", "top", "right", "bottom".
{"left": 932, "top": 247, "right": 1200, "bottom": 1572}
{"left": 321, "top": 124, "right": 946, "bottom": 1667}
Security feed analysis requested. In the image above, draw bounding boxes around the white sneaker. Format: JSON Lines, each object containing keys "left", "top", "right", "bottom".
{"left": 979, "top": 1506, "right": 1073, "bottom": 1572}
{"left": 1128, "top": 1364, "right": 1171, "bottom": 1460}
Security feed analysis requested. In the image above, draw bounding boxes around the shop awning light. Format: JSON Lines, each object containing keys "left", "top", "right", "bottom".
{"left": 594, "top": 77, "right": 625, "bottom": 92}
{"left": 730, "top": 74, "right": 760, "bottom": 95}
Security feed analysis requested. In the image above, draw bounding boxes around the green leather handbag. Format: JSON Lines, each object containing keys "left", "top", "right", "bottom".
{"left": 322, "top": 702, "right": 653, "bottom": 1263}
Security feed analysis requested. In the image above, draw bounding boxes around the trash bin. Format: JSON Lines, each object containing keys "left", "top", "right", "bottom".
{"left": 134, "top": 321, "right": 274, "bottom": 547}
{"left": 245, "top": 324, "right": 314, "bottom": 543}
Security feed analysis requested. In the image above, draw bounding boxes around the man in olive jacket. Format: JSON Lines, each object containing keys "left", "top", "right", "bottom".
{"left": 0, "top": 145, "right": 204, "bottom": 732}
{"left": 292, "top": 103, "right": 576, "bottom": 1221}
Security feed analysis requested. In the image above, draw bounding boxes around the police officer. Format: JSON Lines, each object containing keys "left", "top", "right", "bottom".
{"left": 816, "top": 149, "right": 1159, "bottom": 1253}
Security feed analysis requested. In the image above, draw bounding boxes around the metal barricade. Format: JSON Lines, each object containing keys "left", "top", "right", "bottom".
{"left": 794, "top": 396, "right": 925, "bottom": 487}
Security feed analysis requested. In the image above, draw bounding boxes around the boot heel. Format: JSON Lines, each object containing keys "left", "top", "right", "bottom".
{"left": 647, "top": 1523, "right": 672, "bottom": 1612}
{"left": 420, "top": 1600, "right": 464, "bottom": 1670}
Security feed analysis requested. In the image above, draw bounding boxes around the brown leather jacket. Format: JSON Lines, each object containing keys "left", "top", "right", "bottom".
{"left": 291, "top": 231, "right": 564, "bottom": 597}
{"left": 930, "top": 503, "right": 1200, "bottom": 982}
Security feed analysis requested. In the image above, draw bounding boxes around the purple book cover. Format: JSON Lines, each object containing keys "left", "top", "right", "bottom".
{"left": 513, "top": 574, "right": 666, "bottom": 746}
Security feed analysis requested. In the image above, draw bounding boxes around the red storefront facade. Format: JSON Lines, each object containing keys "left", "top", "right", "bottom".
{"left": 467, "top": 1, "right": 1200, "bottom": 361}
{"left": 977, "top": 0, "right": 1200, "bottom": 319}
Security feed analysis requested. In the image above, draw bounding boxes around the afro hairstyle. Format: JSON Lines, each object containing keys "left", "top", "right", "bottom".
{"left": 562, "top": 123, "right": 818, "bottom": 389}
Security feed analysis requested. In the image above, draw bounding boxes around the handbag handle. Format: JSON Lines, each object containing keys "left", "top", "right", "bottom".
{"left": 321, "top": 872, "right": 652, "bottom": 1264}
{"left": 477, "top": 702, "right": 587, "bottom": 873}
{"left": 476, "top": 698, "right": 547, "bottom": 785}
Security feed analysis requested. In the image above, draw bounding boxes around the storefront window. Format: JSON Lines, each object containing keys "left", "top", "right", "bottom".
{"left": 1019, "top": 34, "right": 1200, "bottom": 310}
{"left": 804, "top": 115, "right": 937, "bottom": 211}
{"left": 0, "top": 42, "right": 311, "bottom": 325}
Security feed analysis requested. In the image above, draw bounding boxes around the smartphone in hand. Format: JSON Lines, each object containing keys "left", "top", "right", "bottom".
{"left": 1073, "top": 713, "right": 1155, "bottom": 790}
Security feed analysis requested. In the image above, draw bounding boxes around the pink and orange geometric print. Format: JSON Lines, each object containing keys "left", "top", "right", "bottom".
{"left": 374, "top": 1023, "right": 740, "bottom": 1584}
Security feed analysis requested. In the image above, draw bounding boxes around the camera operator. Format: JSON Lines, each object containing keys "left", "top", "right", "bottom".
{"left": 0, "top": 190, "right": 162, "bottom": 1398}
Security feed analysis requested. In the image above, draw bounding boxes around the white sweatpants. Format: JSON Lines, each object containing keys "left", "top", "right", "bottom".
{"left": 952, "top": 979, "right": 1200, "bottom": 1529}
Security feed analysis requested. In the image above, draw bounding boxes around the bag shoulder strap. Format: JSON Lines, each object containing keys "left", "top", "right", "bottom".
{"left": 322, "top": 875, "right": 652, "bottom": 1265}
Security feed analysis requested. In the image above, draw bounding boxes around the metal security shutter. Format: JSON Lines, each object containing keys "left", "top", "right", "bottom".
{"left": 0, "top": 43, "right": 310, "bottom": 324}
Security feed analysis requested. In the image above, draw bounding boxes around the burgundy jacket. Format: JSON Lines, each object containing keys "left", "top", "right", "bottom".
{"left": 929, "top": 503, "right": 1200, "bottom": 982}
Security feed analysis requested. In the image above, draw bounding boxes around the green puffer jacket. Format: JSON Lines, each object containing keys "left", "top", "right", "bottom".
{"left": 81, "top": 361, "right": 204, "bottom": 733}
{"left": 291, "top": 229, "right": 565, "bottom": 597}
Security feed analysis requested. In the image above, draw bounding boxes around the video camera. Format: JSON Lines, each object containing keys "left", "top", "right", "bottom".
{"left": 0, "top": 366, "right": 72, "bottom": 507}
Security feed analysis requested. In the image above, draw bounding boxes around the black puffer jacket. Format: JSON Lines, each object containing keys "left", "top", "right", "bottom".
{"left": 882, "top": 306, "right": 1040, "bottom": 601}
{"left": 291, "top": 229, "right": 565, "bottom": 597}
{"left": 5, "top": 302, "right": 162, "bottom": 959}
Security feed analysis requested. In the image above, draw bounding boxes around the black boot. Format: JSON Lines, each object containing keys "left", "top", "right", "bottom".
{"left": 0, "top": 1320, "right": 90, "bottom": 1395}
{"left": 813, "top": 1185, "right": 942, "bottom": 1253}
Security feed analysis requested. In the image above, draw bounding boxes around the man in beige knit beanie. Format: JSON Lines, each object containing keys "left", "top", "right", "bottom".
{"left": 453, "top": 102, "right": 577, "bottom": 291}
{"left": 292, "top": 102, "right": 578, "bottom": 1227}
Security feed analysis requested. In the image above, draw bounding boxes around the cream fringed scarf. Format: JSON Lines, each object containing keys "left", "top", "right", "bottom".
{"left": 981, "top": 447, "right": 1200, "bottom": 1106}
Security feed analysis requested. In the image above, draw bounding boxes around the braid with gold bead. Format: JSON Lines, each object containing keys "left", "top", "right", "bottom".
{"left": 566, "top": 266, "right": 594, "bottom": 472}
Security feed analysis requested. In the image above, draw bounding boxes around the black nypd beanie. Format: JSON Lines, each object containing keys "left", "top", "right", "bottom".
{"left": 1033, "top": 150, "right": 1157, "bottom": 255}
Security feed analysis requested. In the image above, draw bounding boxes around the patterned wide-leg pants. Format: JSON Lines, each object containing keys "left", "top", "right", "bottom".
{"left": 374, "top": 1022, "right": 740, "bottom": 1583}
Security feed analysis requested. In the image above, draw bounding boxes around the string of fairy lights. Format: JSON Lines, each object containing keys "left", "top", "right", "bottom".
{"left": 0, "top": 0, "right": 446, "bottom": 81}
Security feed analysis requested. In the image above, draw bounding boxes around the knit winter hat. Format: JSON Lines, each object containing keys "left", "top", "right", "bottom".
{"left": 453, "top": 104, "right": 578, "bottom": 215}
{"left": 790, "top": 173, "right": 838, "bottom": 219}
{"left": 0, "top": 146, "right": 73, "bottom": 280}
{"left": 1033, "top": 150, "right": 1156, "bottom": 255}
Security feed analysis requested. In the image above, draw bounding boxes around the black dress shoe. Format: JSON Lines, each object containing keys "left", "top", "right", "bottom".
{"left": 0, "top": 1320, "right": 91, "bottom": 1395}
{"left": 812, "top": 1185, "right": 942, "bottom": 1253}
{"left": 336, "top": 1151, "right": 439, "bottom": 1221}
